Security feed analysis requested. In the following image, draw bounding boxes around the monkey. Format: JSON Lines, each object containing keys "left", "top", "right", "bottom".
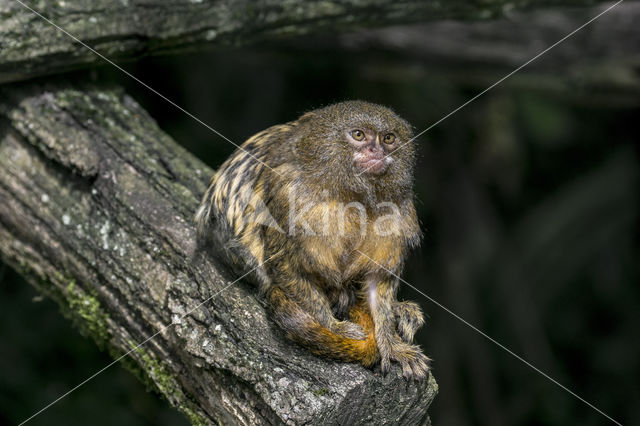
{"left": 195, "top": 101, "right": 430, "bottom": 379}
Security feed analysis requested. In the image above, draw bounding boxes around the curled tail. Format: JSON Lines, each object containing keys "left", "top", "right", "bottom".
{"left": 267, "top": 287, "right": 379, "bottom": 367}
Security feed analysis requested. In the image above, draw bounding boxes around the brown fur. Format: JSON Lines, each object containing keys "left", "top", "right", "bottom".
{"left": 196, "top": 101, "right": 430, "bottom": 379}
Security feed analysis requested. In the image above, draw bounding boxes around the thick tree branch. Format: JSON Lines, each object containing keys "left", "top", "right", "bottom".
{"left": 0, "top": 0, "right": 607, "bottom": 84}
{"left": 289, "top": 2, "right": 640, "bottom": 103}
{"left": 335, "top": 2, "right": 640, "bottom": 71}
{"left": 0, "top": 80, "right": 437, "bottom": 425}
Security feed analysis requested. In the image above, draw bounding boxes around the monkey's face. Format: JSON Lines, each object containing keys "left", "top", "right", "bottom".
{"left": 295, "top": 100, "right": 415, "bottom": 199}
{"left": 346, "top": 127, "right": 398, "bottom": 175}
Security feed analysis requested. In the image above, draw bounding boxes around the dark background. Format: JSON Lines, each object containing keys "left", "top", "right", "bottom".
{"left": 2, "top": 20, "right": 639, "bottom": 426}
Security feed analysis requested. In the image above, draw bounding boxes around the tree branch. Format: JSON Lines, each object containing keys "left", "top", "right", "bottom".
{"left": 0, "top": 80, "right": 437, "bottom": 425}
{"left": 0, "top": 0, "right": 608, "bottom": 84}
{"left": 289, "top": 2, "right": 640, "bottom": 103}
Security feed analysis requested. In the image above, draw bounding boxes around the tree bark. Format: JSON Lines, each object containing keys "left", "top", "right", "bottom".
{"left": 294, "top": 2, "right": 640, "bottom": 103}
{"left": 0, "top": 80, "right": 438, "bottom": 425}
{"left": 334, "top": 2, "right": 640, "bottom": 71}
{"left": 0, "top": 0, "right": 608, "bottom": 84}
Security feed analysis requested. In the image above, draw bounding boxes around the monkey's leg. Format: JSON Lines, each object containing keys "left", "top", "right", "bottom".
{"left": 267, "top": 287, "right": 379, "bottom": 367}
{"left": 278, "top": 276, "right": 366, "bottom": 339}
{"left": 348, "top": 298, "right": 376, "bottom": 336}
{"left": 369, "top": 276, "right": 431, "bottom": 380}
{"left": 393, "top": 300, "right": 425, "bottom": 343}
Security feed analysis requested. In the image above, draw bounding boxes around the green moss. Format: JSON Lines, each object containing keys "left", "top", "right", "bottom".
{"left": 129, "top": 342, "right": 209, "bottom": 425}
{"left": 64, "top": 280, "right": 111, "bottom": 348}
{"left": 18, "top": 264, "right": 208, "bottom": 425}
{"left": 313, "top": 388, "right": 328, "bottom": 397}
{"left": 181, "top": 406, "right": 210, "bottom": 426}
{"left": 134, "top": 344, "right": 179, "bottom": 395}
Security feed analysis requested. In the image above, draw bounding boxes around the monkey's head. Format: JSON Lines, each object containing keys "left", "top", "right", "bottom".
{"left": 294, "top": 100, "right": 416, "bottom": 201}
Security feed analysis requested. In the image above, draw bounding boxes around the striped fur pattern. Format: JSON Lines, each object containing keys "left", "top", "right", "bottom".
{"left": 195, "top": 122, "right": 296, "bottom": 286}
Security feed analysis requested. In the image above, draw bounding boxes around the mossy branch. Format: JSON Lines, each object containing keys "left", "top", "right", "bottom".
{"left": 0, "top": 0, "right": 610, "bottom": 84}
{"left": 0, "top": 81, "right": 437, "bottom": 425}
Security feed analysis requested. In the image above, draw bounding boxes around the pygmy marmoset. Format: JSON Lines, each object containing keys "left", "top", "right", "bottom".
{"left": 195, "top": 101, "right": 430, "bottom": 379}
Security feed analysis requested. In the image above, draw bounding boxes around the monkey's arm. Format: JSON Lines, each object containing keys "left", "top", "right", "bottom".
{"left": 368, "top": 274, "right": 430, "bottom": 379}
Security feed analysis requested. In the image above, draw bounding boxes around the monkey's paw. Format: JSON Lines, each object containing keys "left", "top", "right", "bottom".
{"left": 394, "top": 301, "right": 425, "bottom": 343}
{"left": 331, "top": 321, "right": 367, "bottom": 340}
{"left": 381, "top": 342, "right": 431, "bottom": 380}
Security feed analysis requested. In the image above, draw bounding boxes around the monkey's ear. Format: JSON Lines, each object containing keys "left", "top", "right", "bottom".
{"left": 291, "top": 112, "right": 316, "bottom": 142}
{"left": 297, "top": 112, "right": 317, "bottom": 123}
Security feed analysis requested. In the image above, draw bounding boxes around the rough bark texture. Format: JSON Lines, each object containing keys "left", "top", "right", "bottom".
{"left": 0, "top": 0, "right": 604, "bottom": 84}
{"left": 0, "top": 80, "right": 438, "bottom": 425}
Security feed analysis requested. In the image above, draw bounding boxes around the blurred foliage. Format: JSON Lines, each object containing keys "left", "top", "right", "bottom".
{"left": 2, "top": 35, "right": 638, "bottom": 425}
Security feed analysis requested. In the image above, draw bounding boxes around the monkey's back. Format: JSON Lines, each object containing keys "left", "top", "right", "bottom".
{"left": 195, "top": 122, "right": 298, "bottom": 286}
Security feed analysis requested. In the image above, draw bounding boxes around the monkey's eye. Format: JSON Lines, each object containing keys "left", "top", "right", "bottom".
{"left": 383, "top": 133, "right": 396, "bottom": 144}
{"left": 350, "top": 129, "right": 365, "bottom": 141}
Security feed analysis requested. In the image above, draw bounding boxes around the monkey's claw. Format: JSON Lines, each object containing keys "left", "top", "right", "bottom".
{"left": 380, "top": 355, "right": 391, "bottom": 376}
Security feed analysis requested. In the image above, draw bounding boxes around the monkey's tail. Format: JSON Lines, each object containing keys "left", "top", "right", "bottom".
{"left": 267, "top": 287, "right": 379, "bottom": 367}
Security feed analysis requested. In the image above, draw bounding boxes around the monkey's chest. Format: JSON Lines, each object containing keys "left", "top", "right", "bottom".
{"left": 301, "top": 227, "right": 403, "bottom": 283}
{"left": 297, "top": 201, "right": 406, "bottom": 283}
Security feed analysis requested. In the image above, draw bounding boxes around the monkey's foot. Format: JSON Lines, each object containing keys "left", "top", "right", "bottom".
{"left": 330, "top": 320, "right": 367, "bottom": 340}
{"left": 394, "top": 301, "right": 425, "bottom": 343}
{"left": 380, "top": 341, "right": 431, "bottom": 380}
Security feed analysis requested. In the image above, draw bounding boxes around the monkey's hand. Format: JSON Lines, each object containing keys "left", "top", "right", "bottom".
{"left": 394, "top": 301, "right": 425, "bottom": 343}
{"left": 372, "top": 279, "right": 431, "bottom": 380}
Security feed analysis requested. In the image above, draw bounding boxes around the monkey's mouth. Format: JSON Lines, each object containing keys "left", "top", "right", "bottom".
{"left": 357, "top": 157, "right": 388, "bottom": 174}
